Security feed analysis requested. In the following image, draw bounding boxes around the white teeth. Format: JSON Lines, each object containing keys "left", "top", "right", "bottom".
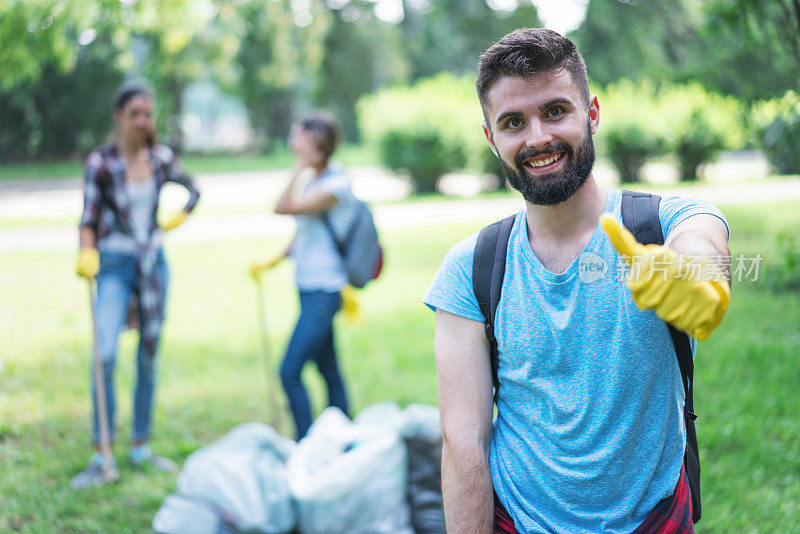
{"left": 529, "top": 154, "right": 561, "bottom": 168}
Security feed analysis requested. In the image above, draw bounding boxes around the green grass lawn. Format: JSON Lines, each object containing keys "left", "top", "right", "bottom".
{"left": 1, "top": 200, "right": 799, "bottom": 532}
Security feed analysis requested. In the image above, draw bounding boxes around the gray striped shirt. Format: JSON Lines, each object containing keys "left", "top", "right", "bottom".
{"left": 291, "top": 165, "right": 358, "bottom": 291}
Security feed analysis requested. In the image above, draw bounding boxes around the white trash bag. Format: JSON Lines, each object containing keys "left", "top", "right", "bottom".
{"left": 154, "top": 422, "right": 297, "bottom": 534}
{"left": 288, "top": 406, "right": 414, "bottom": 534}
{"left": 152, "top": 494, "right": 221, "bottom": 534}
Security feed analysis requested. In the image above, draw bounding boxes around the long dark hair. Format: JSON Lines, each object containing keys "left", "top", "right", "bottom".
{"left": 112, "top": 82, "right": 157, "bottom": 146}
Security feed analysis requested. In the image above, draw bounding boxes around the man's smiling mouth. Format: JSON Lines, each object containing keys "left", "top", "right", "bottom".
{"left": 523, "top": 152, "right": 565, "bottom": 171}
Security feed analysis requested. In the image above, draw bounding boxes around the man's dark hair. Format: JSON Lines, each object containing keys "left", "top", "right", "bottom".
{"left": 476, "top": 28, "right": 589, "bottom": 122}
{"left": 300, "top": 111, "right": 342, "bottom": 163}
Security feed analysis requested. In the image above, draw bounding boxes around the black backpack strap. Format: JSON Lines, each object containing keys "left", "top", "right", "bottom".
{"left": 621, "top": 190, "right": 664, "bottom": 245}
{"left": 621, "top": 190, "right": 701, "bottom": 523}
{"left": 472, "top": 215, "right": 515, "bottom": 401}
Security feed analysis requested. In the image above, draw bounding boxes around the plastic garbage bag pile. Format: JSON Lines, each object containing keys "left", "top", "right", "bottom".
{"left": 153, "top": 403, "right": 445, "bottom": 534}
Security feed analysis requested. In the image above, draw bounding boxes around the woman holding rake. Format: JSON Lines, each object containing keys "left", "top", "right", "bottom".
{"left": 251, "top": 112, "right": 359, "bottom": 440}
{"left": 72, "top": 82, "right": 200, "bottom": 489}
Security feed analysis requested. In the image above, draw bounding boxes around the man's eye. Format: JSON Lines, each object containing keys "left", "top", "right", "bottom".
{"left": 546, "top": 107, "right": 564, "bottom": 118}
{"left": 507, "top": 117, "right": 522, "bottom": 129}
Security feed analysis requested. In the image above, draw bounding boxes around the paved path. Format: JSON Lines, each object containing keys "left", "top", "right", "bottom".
{"left": 1, "top": 168, "right": 799, "bottom": 254}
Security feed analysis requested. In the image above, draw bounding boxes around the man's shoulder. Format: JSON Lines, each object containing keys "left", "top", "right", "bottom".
{"left": 423, "top": 211, "right": 522, "bottom": 321}
{"left": 447, "top": 231, "right": 481, "bottom": 266}
{"left": 657, "top": 193, "right": 728, "bottom": 239}
{"left": 441, "top": 212, "right": 523, "bottom": 276}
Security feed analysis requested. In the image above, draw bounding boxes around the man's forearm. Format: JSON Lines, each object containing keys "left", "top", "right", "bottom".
{"left": 668, "top": 228, "right": 732, "bottom": 284}
{"left": 441, "top": 442, "right": 494, "bottom": 534}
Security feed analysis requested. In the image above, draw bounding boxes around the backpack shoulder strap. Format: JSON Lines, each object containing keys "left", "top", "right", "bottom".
{"left": 321, "top": 211, "right": 346, "bottom": 258}
{"left": 621, "top": 190, "right": 664, "bottom": 245}
{"left": 473, "top": 214, "right": 516, "bottom": 399}
{"left": 621, "top": 190, "right": 694, "bottom": 416}
{"left": 621, "top": 189, "right": 701, "bottom": 522}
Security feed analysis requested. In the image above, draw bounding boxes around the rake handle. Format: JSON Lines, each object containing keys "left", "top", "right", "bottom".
{"left": 88, "top": 280, "right": 115, "bottom": 481}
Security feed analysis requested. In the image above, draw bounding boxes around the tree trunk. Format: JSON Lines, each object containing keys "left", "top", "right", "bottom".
{"left": 169, "top": 77, "right": 185, "bottom": 154}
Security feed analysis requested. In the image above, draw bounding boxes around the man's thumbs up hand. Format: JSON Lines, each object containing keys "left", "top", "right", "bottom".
{"left": 600, "top": 215, "right": 730, "bottom": 341}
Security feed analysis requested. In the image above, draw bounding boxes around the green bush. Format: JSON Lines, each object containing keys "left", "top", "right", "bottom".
{"left": 357, "top": 73, "right": 486, "bottom": 193}
{"left": 657, "top": 83, "right": 746, "bottom": 181}
{"left": 603, "top": 123, "right": 664, "bottom": 183}
{"left": 765, "top": 230, "right": 800, "bottom": 292}
{"left": 378, "top": 130, "right": 465, "bottom": 192}
{"left": 596, "top": 80, "right": 747, "bottom": 183}
{"left": 751, "top": 91, "right": 800, "bottom": 175}
{"left": 596, "top": 80, "right": 666, "bottom": 183}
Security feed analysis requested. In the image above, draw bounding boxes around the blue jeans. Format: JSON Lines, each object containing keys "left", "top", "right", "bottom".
{"left": 280, "top": 290, "right": 349, "bottom": 439}
{"left": 92, "top": 250, "right": 168, "bottom": 444}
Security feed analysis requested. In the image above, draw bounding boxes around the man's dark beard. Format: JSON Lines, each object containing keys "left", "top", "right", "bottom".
{"left": 500, "top": 124, "right": 595, "bottom": 206}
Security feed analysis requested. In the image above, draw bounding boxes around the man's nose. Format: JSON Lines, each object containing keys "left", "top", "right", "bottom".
{"left": 524, "top": 120, "right": 553, "bottom": 150}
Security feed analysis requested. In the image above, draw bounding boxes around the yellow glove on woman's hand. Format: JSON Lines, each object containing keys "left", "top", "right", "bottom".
{"left": 340, "top": 285, "right": 363, "bottom": 325}
{"left": 601, "top": 215, "right": 730, "bottom": 340}
{"left": 161, "top": 210, "right": 189, "bottom": 232}
{"left": 249, "top": 255, "right": 284, "bottom": 280}
{"left": 75, "top": 248, "right": 100, "bottom": 279}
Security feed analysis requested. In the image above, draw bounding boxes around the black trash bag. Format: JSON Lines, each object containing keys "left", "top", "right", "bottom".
{"left": 402, "top": 405, "right": 446, "bottom": 534}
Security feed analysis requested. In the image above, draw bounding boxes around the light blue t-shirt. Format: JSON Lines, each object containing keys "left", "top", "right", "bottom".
{"left": 291, "top": 165, "right": 358, "bottom": 292}
{"left": 423, "top": 188, "right": 728, "bottom": 533}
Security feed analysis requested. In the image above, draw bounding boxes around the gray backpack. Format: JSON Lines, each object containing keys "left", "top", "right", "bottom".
{"left": 322, "top": 199, "right": 383, "bottom": 288}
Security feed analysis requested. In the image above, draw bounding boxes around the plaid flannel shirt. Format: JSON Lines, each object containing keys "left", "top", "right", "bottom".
{"left": 79, "top": 143, "right": 200, "bottom": 354}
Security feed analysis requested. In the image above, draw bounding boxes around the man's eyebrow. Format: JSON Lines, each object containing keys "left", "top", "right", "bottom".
{"left": 495, "top": 111, "right": 522, "bottom": 127}
{"left": 539, "top": 98, "right": 573, "bottom": 111}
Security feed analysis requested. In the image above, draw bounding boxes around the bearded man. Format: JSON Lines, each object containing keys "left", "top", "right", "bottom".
{"left": 423, "top": 28, "right": 731, "bottom": 534}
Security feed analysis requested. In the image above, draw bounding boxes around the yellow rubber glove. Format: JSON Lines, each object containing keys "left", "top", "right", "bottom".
{"left": 601, "top": 215, "right": 730, "bottom": 340}
{"left": 75, "top": 248, "right": 100, "bottom": 279}
{"left": 161, "top": 210, "right": 189, "bottom": 232}
{"left": 340, "top": 285, "right": 363, "bottom": 325}
{"left": 249, "top": 254, "right": 284, "bottom": 280}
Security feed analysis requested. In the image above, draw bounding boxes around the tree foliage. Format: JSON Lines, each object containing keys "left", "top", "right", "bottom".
{"left": 0, "top": 0, "right": 124, "bottom": 90}
{"left": 0, "top": 32, "right": 123, "bottom": 160}
{"left": 2, "top": 0, "right": 798, "bottom": 163}
{"left": 699, "top": 0, "right": 800, "bottom": 102}
{"left": 400, "top": 0, "right": 541, "bottom": 79}
{"left": 235, "top": 0, "right": 333, "bottom": 149}
{"left": 571, "top": 0, "right": 705, "bottom": 87}
{"left": 572, "top": 0, "right": 799, "bottom": 103}
{"left": 751, "top": 91, "right": 800, "bottom": 174}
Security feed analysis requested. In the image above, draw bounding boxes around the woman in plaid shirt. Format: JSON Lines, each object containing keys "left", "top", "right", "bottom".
{"left": 71, "top": 83, "right": 200, "bottom": 489}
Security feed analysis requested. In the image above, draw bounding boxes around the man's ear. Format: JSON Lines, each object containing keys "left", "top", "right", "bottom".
{"left": 482, "top": 122, "right": 498, "bottom": 157}
{"left": 588, "top": 96, "right": 600, "bottom": 135}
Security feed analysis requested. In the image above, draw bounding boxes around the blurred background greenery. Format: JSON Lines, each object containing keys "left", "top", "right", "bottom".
{"left": 1, "top": 0, "right": 798, "bottom": 190}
